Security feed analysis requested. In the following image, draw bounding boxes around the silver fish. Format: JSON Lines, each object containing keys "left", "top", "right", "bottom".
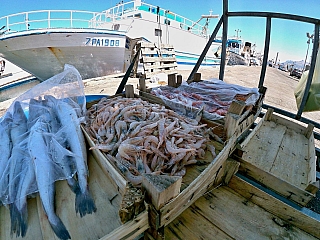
{"left": 0, "top": 115, "right": 13, "bottom": 202}
{"left": 44, "top": 96, "right": 81, "bottom": 197}
{"left": 5, "top": 101, "right": 29, "bottom": 237}
{"left": 28, "top": 117, "right": 71, "bottom": 240}
{"left": 54, "top": 99, "right": 96, "bottom": 217}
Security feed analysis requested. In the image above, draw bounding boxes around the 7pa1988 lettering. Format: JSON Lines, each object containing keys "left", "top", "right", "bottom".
{"left": 85, "top": 38, "right": 120, "bottom": 47}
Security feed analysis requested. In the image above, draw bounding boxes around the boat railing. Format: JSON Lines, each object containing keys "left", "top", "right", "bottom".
{"left": 91, "top": 1, "right": 208, "bottom": 36}
{"left": 0, "top": 2, "right": 210, "bottom": 37}
{"left": 0, "top": 10, "right": 105, "bottom": 35}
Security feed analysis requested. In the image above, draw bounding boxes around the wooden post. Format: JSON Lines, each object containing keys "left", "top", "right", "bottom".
{"left": 194, "top": 72, "right": 201, "bottom": 82}
{"left": 142, "top": 174, "right": 182, "bottom": 210}
{"left": 139, "top": 76, "right": 147, "bottom": 92}
{"left": 125, "top": 84, "right": 134, "bottom": 98}
{"left": 187, "top": 72, "right": 201, "bottom": 84}
{"left": 176, "top": 74, "right": 182, "bottom": 87}
{"left": 168, "top": 73, "right": 177, "bottom": 87}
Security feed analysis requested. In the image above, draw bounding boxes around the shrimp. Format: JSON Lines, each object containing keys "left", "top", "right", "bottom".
{"left": 174, "top": 167, "right": 186, "bottom": 177}
{"left": 118, "top": 143, "right": 144, "bottom": 162}
{"left": 167, "top": 152, "right": 186, "bottom": 166}
{"left": 157, "top": 118, "right": 166, "bottom": 148}
{"left": 207, "top": 144, "right": 217, "bottom": 159}
{"left": 165, "top": 140, "right": 195, "bottom": 154}
{"left": 115, "top": 120, "right": 127, "bottom": 139}
{"left": 89, "top": 143, "right": 114, "bottom": 152}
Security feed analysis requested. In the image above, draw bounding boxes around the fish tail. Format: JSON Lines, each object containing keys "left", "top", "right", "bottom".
{"left": 75, "top": 188, "right": 97, "bottom": 217}
{"left": 9, "top": 203, "right": 21, "bottom": 237}
{"left": 9, "top": 202, "right": 28, "bottom": 238}
{"left": 49, "top": 217, "right": 71, "bottom": 240}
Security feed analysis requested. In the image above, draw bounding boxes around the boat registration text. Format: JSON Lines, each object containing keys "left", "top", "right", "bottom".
{"left": 85, "top": 37, "right": 121, "bottom": 47}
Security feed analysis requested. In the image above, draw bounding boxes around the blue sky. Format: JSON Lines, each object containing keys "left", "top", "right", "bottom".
{"left": 1, "top": 0, "right": 319, "bottom": 62}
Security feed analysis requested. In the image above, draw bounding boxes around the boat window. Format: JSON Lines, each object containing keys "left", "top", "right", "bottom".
{"left": 164, "top": 19, "right": 171, "bottom": 25}
{"left": 137, "top": 5, "right": 150, "bottom": 12}
{"left": 134, "top": 13, "right": 142, "bottom": 18}
{"left": 165, "top": 11, "right": 175, "bottom": 20}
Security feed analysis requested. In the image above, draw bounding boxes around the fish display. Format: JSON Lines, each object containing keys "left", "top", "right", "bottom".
{"left": 85, "top": 96, "right": 216, "bottom": 186}
{"left": 151, "top": 79, "right": 260, "bottom": 119}
{"left": 0, "top": 96, "right": 95, "bottom": 240}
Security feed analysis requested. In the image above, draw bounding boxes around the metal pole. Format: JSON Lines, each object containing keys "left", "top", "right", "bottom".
{"left": 116, "top": 48, "right": 140, "bottom": 94}
{"left": 296, "top": 24, "right": 319, "bottom": 119}
{"left": 218, "top": 0, "right": 228, "bottom": 80}
{"left": 187, "top": 17, "right": 223, "bottom": 81}
{"left": 258, "top": 17, "right": 271, "bottom": 88}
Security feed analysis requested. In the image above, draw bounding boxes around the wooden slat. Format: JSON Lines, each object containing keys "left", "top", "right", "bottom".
{"left": 99, "top": 211, "right": 149, "bottom": 240}
{"left": 164, "top": 200, "right": 233, "bottom": 240}
{"left": 159, "top": 44, "right": 174, "bottom": 49}
{"left": 237, "top": 158, "right": 314, "bottom": 205}
{"left": 241, "top": 120, "right": 286, "bottom": 169}
{"left": 192, "top": 185, "right": 318, "bottom": 239}
{"left": 228, "top": 175, "right": 320, "bottom": 239}
{"left": 142, "top": 56, "right": 176, "bottom": 63}
{"left": 140, "top": 43, "right": 157, "bottom": 48}
{"left": 145, "top": 69, "right": 178, "bottom": 79}
{"left": 157, "top": 50, "right": 175, "bottom": 55}
{"left": 143, "top": 63, "right": 177, "bottom": 71}
{"left": 270, "top": 127, "right": 309, "bottom": 188}
{"left": 141, "top": 49, "right": 159, "bottom": 55}
{"left": 308, "top": 131, "right": 317, "bottom": 185}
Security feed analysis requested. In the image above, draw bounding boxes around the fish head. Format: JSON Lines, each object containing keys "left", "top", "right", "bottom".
{"left": 12, "top": 101, "right": 27, "bottom": 124}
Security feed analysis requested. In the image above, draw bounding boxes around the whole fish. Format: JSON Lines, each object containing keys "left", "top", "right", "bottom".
{"left": 5, "top": 101, "right": 29, "bottom": 237}
{"left": 0, "top": 115, "right": 13, "bottom": 203}
{"left": 44, "top": 96, "right": 81, "bottom": 196}
{"left": 8, "top": 148, "right": 31, "bottom": 238}
{"left": 28, "top": 117, "right": 71, "bottom": 240}
{"left": 53, "top": 98, "right": 96, "bottom": 217}
{"left": 12, "top": 154, "right": 36, "bottom": 238}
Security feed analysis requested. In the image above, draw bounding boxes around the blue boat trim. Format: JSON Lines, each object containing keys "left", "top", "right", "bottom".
{"left": 0, "top": 77, "right": 38, "bottom": 91}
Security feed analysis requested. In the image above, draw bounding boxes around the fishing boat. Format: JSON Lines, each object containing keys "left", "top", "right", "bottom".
{"left": 0, "top": 0, "right": 221, "bottom": 81}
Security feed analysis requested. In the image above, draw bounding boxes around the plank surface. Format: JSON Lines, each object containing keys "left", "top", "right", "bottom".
{"left": 241, "top": 120, "right": 286, "bottom": 170}
{"left": 228, "top": 175, "right": 320, "bottom": 239}
{"left": 170, "top": 185, "right": 318, "bottom": 240}
{"left": 270, "top": 127, "right": 309, "bottom": 188}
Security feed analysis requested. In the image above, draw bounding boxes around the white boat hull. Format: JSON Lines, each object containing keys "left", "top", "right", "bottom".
{"left": 0, "top": 30, "right": 131, "bottom": 80}
{"left": 0, "top": 2, "right": 222, "bottom": 81}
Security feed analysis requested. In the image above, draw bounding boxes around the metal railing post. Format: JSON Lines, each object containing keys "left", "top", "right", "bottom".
{"left": 219, "top": 0, "right": 228, "bottom": 80}
{"left": 187, "top": 17, "right": 223, "bottom": 81}
{"left": 259, "top": 16, "right": 271, "bottom": 88}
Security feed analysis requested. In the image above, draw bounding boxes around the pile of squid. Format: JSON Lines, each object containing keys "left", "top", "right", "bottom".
{"left": 85, "top": 96, "right": 216, "bottom": 186}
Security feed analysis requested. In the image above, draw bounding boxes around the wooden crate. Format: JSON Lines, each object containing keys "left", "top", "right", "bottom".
{"left": 0, "top": 150, "right": 148, "bottom": 240}
{"left": 139, "top": 75, "right": 266, "bottom": 142}
{"left": 235, "top": 108, "right": 319, "bottom": 206}
{"left": 82, "top": 88, "right": 241, "bottom": 238}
